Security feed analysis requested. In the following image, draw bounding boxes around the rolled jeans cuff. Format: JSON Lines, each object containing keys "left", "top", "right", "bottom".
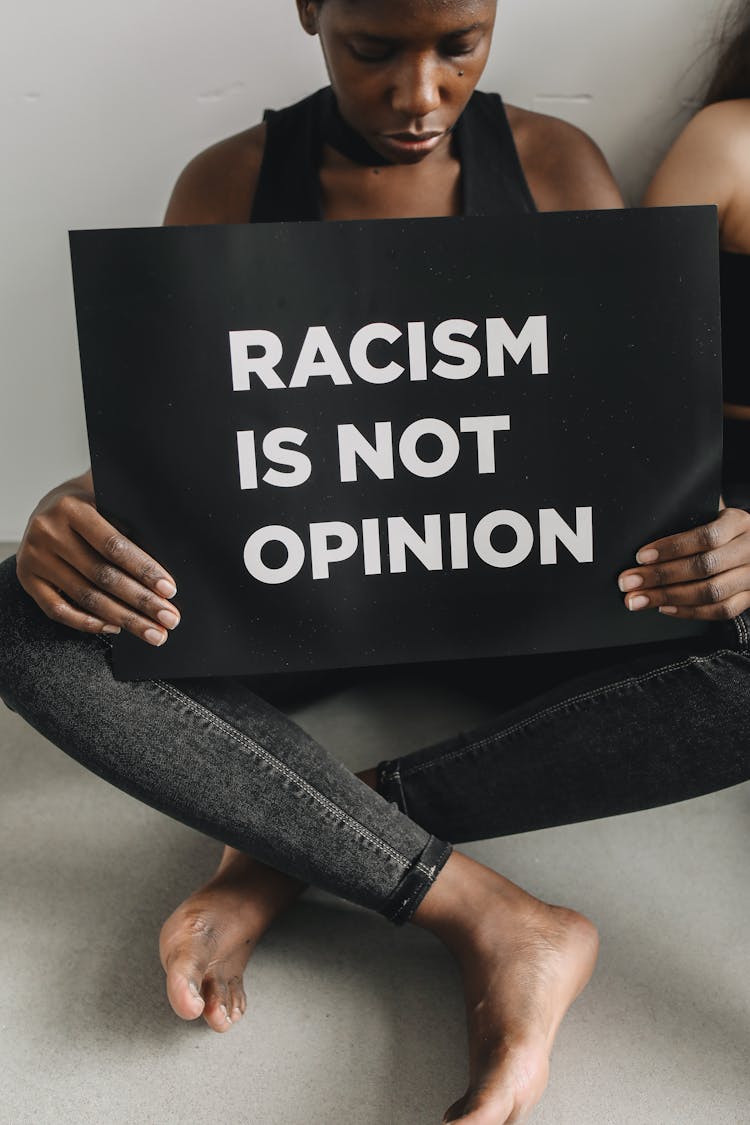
{"left": 381, "top": 832, "right": 453, "bottom": 926}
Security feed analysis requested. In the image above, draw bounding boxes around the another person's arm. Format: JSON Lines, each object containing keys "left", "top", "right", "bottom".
{"left": 642, "top": 102, "right": 744, "bottom": 237}
{"left": 622, "top": 103, "right": 750, "bottom": 619}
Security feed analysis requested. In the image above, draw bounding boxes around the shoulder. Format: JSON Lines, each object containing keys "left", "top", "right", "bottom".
{"left": 163, "top": 122, "right": 266, "bottom": 225}
{"left": 673, "top": 99, "right": 750, "bottom": 161}
{"left": 504, "top": 103, "right": 624, "bottom": 211}
{"left": 642, "top": 100, "right": 750, "bottom": 214}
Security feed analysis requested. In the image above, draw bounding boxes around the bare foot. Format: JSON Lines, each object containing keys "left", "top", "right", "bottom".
{"left": 158, "top": 768, "right": 379, "bottom": 1031}
{"left": 415, "top": 854, "right": 599, "bottom": 1124}
{"left": 158, "top": 847, "right": 305, "bottom": 1032}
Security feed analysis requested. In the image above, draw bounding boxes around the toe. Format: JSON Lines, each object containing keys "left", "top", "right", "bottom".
{"left": 159, "top": 908, "right": 221, "bottom": 1021}
{"left": 159, "top": 901, "right": 256, "bottom": 1030}
{"left": 162, "top": 948, "right": 208, "bottom": 1021}
{"left": 226, "top": 973, "right": 247, "bottom": 1023}
{"left": 202, "top": 975, "right": 234, "bottom": 1032}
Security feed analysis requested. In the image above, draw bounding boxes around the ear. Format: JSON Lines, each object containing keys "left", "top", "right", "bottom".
{"left": 295, "top": 0, "right": 321, "bottom": 36}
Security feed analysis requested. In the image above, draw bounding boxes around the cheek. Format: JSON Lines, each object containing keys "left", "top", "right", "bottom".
{"left": 329, "top": 66, "right": 388, "bottom": 120}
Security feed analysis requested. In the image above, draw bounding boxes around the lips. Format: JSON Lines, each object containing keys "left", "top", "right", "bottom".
{"left": 378, "top": 130, "right": 446, "bottom": 156}
{"left": 387, "top": 131, "right": 443, "bottom": 142}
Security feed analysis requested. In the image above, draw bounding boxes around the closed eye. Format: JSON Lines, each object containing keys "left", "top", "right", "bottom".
{"left": 349, "top": 45, "right": 393, "bottom": 63}
{"left": 441, "top": 33, "right": 483, "bottom": 59}
{"left": 348, "top": 36, "right": 395, "bottom": 63}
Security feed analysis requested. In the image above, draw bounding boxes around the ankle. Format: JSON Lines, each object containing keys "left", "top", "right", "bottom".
{"left": 411, "top": 853, "right": 519, "bottom": 950}
{"left": 356, "top": 767, "right": 378, "bottom": 790}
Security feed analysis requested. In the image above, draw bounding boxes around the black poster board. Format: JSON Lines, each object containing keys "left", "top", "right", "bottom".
{"left": 70, "top": 207, "right": 722, "bottom": 680}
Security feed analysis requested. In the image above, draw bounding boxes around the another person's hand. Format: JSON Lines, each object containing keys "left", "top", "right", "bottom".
{"left": 618, "top": 508, "right": 750, "bottom": 620}
{"left": 16, "top": 470, "right": 180, "bottom": 645}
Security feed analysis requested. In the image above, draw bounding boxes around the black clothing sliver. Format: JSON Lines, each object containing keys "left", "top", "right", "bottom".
{"left": 719, "top": 250, "right": 750, "bottom": 408}
{"left": 250, "top": 87, "right": 537, "bottom": 223}
{"left": 719, "top": 251, "right": 750, "bottom": 507}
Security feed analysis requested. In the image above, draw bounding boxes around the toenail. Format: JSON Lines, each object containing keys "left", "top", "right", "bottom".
{"left": 189, "top": 981, "right": 201, "bottom": 999}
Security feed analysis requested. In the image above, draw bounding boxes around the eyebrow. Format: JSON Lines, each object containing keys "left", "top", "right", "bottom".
{"left": 351, "top": 23, "right": 486, "bottom": 43}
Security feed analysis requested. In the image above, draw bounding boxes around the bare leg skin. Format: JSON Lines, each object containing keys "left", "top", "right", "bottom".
{"left": 414, "top": 852, "right": 599, "bottom": 1124}
{"left": 160, "top": 768, "right": 599, "bottom": 1124}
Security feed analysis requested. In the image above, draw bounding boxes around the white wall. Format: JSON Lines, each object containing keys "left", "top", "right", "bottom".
{"left": 0, "top": 0, "right": 731, "bottom": 539}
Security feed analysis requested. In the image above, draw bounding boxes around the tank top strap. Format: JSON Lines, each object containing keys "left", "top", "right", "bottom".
{"left": 250, "top": 89, "right": 326, "bottom": 223}
{"left": 457, "top": 91, "right": 537, "bottom": 217}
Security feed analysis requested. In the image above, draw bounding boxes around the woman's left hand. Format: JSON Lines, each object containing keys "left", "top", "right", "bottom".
{"left": 618, "top": 507, "right": 750, "bottom": 620}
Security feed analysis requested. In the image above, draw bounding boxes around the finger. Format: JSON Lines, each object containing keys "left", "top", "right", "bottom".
{"left": 657, "top": 590, "right": 750, "bottom": 621}
{"left": 619, "top": 534, "right": 750, "bottom": 594}
{"left": 26, "top": 575, "right": 122, "bottom": 635}
{"left": 634, "top": 508, "right": 750, "bottom": 566}
{"left": 622, "top": 565, "right": 750, "bottom": 613}
{"left": 66, "top": 505, "right": 178, "bottom": 598}
{"left": 67, "top": 534, "right": 181, "bottom": 630}
{"left": 40, "top": 555, "right": 169, "bottom": 646}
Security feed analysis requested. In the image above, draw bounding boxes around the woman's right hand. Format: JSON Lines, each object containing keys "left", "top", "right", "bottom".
{"left": 16, "top": 470, "right": 181, "bottom": 645}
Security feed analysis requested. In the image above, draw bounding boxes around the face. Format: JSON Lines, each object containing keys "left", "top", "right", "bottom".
{"left": 297, "top": 0, "right": 497, "bottom": 164}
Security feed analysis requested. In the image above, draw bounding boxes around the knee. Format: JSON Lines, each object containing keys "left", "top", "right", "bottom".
{"left": 0, "top": 553, "right": 115, "bottom": 717}
{"left": 0, "top": 553, "right": 51, "bottom": 707}
{"left": 0, "top": 553, "right": 24, "bottom": 639}
{"left": 0, "top": 555, "right": 20, "bottom": 706}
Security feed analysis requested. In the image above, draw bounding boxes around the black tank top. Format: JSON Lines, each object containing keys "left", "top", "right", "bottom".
{"left": 719, "top": 251, "right": 749, "bottom": 406}
{"left": 250, "top": 86, "right": 536, "bottom": 223}
{"left": 719, "top": 251, "right": 750, "bottom": 506}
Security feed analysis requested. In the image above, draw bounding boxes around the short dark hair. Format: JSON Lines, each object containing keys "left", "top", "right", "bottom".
{"left": 705, "top": 1, "right": 750, "bottom": 104}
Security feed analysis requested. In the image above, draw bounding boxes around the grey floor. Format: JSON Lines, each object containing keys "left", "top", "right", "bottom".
{"left": 1, "top": 541, "right": 748, "bottom": 1125}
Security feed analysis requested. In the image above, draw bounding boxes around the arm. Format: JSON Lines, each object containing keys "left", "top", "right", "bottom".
{"left": 163, "top": 125, "right": 265, "bottom": 226}
{"left": 17, "top": 127, "right": 268, "bottom": 641}
{"left": 508, "top": 108, "right": 625, "bottom": 212}
{"left": 16, "top": 126, "right": 269, "bottom": 639}
{"left": 642, "top": 101, "right": 750, "bottom": 251}
{"left": 16, "top": 468, "right": 180, "bottom": 643}
{"left": 618, "top": 104, "right": 750, "bottom": 619}
{"left": 618, "top": 509, "right": 750, "bottom": 622}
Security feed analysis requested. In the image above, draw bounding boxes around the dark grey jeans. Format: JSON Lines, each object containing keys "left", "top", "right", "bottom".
{"left": 1, "top": 553, "right": 748, "bottom": 924}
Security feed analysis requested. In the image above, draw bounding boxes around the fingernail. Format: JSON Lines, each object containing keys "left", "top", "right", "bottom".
{"left": 659, "top": 606, "right": 678, "bottom": 615}
{"left": 636, "top": 548, "right": 659, "bottom": 564}
{"left": 619, "top": 574, "right": 644, "bottom": 593}
{"left": 101, "top": 624, "right": 121, "bottom": 634}
{"left": 628, "top": 595, "right": 650, "bottom": 611}
{"left": 157, "top": 609, "right": 180, "bottom": 629}
{"left": 156, "top": 579, "right": 177, "bottom": 598}
{"left": 145, "top": 627, "right": 167, "bottom": 646}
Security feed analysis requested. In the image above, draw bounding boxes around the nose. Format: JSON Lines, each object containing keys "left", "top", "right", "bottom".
{"left": 390, "top": 55, "right": 442, "bottom": 122}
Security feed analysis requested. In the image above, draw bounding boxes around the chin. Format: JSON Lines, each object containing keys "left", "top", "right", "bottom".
{"left": 388, "top": 149, "right": 433, "bottom": 166}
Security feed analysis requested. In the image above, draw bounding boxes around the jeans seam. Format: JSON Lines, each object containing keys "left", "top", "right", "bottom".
{"left": 401, "top": 649, "right": 738, "bottom": 778}
{"left": 153, "top": 678, "right": 416, "bottom": 872}
{"left": 735, "top": 611, "right": 748, "bottom": 648}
